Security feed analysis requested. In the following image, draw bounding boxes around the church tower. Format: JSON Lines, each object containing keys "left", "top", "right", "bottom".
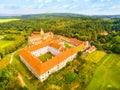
{"left": 40, "top": 28, "right": 44, "bottom": 35}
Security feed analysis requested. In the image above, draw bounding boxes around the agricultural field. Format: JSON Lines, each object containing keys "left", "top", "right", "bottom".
{"left": 0, "top": 40, "right": 14, "bottom": 48}
{"left": 82, "top": 50, "right": 106, "bottom": 63}
{"left": 0, "top": 19, "right": 20, "bottom": 23}
{"left": 86, "top": 53, "right": 120, "bottom": 90}
{"left": 0, "top": 55, "right": 10, "bottom": 69}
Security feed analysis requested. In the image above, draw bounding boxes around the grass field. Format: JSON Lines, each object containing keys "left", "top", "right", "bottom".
{"left": 0, "top": 40, "right": 14, "bottom": 48}
{"left": 0, "top": 19, "right": 20, "bottom": 23}
{"left": 64, "top": 42, "right": 72, "bottom": 48}
{"left": 0, "top": 55, "right": 10, "bottom": 69}
{"left": 38, "top": 52, "right": 53, "bottom": 62}
{"left": 87, "top": 53, "right": 120, "bottom": 90}
{"left": 82, "top": 50, "right": 106, "bottom": 63}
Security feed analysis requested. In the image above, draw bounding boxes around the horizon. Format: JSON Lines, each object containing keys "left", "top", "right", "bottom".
{"left": 0, "top": 0, "right": 120, "bottom": 16}
{"left": 0, "top": 12, "right": 120, "bottom": 17}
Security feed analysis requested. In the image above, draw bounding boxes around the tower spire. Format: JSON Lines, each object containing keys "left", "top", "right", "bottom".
{"left": 40, "top": 28, "right": 44, "bottom": 35}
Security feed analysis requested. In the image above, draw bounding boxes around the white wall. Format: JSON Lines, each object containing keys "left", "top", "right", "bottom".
{"left": 31, "top": 46, "right": 61, "bottom": 57}
{"left": 19, "top": 55, "right": 40, "bottom": 79}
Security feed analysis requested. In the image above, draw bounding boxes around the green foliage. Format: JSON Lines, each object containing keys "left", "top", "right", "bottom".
{"left": 38, "top": 52, "right": 53, "bottom": 62}
{"left": 65, "top": 72, "right": 77, "bottom": 83}
{"left": 0, "top": 65, "right": 18, "bottom": 89}
{"left": 111, "top": 44, "right": 120, "bottom": 54}
{"left": 112, "top": 36, "right": 120, "bottom": 44}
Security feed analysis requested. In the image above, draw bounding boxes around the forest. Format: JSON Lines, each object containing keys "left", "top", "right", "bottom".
{"left": 0, "top": 15, "right": 120, "bottom": 56}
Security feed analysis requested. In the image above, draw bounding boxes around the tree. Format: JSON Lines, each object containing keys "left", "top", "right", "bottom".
{"left": 111, "top": 44, "right": 120, "bottom": 54}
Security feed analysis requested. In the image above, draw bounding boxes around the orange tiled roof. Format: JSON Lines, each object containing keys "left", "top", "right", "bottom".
{"left": 40, "top": 48, "right": 77, "bottom": 75}
{"left": 19, "top": 49, "right": 42, "bottom": 75}
{"left": 70, "top": 38, "right": 84, "bottom": 46}
{"left": 101, "top": 31, "right": 108, "bottom": 35}
{"left": 19, "top": 47, "right": 77, "bottom": 75}
{"left": 87, "top": 46, "right": 96, "bottom": 51}
{"left": 32, "top": 31, "right": 40, "bottom": 35}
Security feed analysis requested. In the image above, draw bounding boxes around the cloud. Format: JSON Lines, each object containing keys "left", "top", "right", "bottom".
{"left": 91, "top": 3, "right": 104, "bottom": 8}
{"left": 111, "top": 5, "right": 120, "bottom": 9}
{"left": 100, "top": 0, "right": 111, "bottom": 2}
{"left": 84, "top": 0, "right": 91, "bottom": 2}
{"left": 0, "top": 0, "right": 120, "bottom": 15}
{"left": 62, "top": 4, "right": 70, "bottom": 9}
{"left": 25, "top": 0, "right": 31, "bottom": 2}
{"left": 37, "top": 0, "right": 52, "bottom": 3}
{"left": 38, "top": 4, "right": 44, "bottom": 9}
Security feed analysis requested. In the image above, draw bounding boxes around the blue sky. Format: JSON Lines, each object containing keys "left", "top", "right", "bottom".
{"left": 0, "top": 0, "right": 120, "bottom": 15}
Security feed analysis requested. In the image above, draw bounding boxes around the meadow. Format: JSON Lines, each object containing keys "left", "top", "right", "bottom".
{"left": 0, "top": 19, "right": 20, "bottom": 23}
{"left": 0, "top": 40, "right": 14, "bottom": 48}
{"left": 82, "top": 50, "right": 106, "bottom": 63}
{"left": 86, "top": 53, "right": 120, "bottom": 90}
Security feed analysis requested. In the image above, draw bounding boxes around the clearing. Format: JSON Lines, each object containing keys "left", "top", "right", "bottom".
{"left": 0, "top": 40, "right": 14, "bottom": 48}
{"left": 0, "top": 19, "right": 20, "bottom": 23}
{"left": 86, "top": 53, "right": 120, "bottom": 90}
{"left": 82, "top": 50, "right": 106, "bottom": 63}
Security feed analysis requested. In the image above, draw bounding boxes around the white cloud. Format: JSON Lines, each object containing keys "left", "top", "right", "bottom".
{"left": 100, "top": 0, "right": 111, "bottom": 2}
{"left": 72, "top": 0, "right": 79, "bottom": 2}
{"left": 57, "top": 0, "right": 66, "bottom": 2}
{"left": 37, "top": 0, "right": 44, "bottom": 3}
{"left": 91, "top": 3, "right": 104, "bottom": 8}
{"left": 37, "top": 0, "right": 52, "bottom": 3}
{"left": 111, "top": 5, "right": 120, "bottom": 9}
{"left": 25, "top": 0, "right": 31, "bottom": 2}
{"left": 38, "top": 4, "right": 44, "bottom": 8}
{"left": 45, "top": 0, "right": 52, "bottom": 3}
{"left": 62, "top": 4, "right": 70, "bottom": 9}
{"left": 84, "top": 0, "right": 91, "bottom": 2}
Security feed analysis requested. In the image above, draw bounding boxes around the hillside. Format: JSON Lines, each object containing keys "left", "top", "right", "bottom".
{"left": 1, "top": 13, "right": 120, "bottom": 19}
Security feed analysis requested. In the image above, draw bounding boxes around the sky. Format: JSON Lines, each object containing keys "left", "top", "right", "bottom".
{"left": 0, "top": 0, "right": 120, "bottom": 15}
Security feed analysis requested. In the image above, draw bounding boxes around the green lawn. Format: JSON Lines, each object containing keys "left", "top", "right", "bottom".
{"left": 87, "top": 54, "right": 120, "bottom": 90}
{"left": 0, "top": 55, "right": 10, "bottom": 69}
{"left": 0, "top": 19, "right": 20, "bottom": 23}
{"left": 38, "top": 52, "right": 53, "bottom": 62}
{"left": 0, "top": 40, "right": 14, "bottom": 48}
{"left": 64, "top": 42, "right": 72, "bottom": 48}
{"left": 82, "top": 50, "right": 106, "bottom": 63}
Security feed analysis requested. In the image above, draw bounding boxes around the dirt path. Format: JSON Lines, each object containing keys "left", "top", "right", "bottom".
{"left": 9, "top": 49, "right": 19, "bottom": 64}
{"left": 9, "top": 52, "right": 14, "bottom": 64}
{"left": 18, "top": 73, "right": 26, "bottom": 87}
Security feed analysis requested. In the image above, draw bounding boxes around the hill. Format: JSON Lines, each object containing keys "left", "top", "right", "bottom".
{"left": 0, "top": 13, "right": 120, "bottom": 19}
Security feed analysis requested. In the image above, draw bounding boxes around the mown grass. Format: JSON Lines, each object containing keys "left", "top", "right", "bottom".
{"left": 0, "top": 19, "right": 20, "bottom": 23}
{"left": 0, "top": 55, "right": 10, "bottom": 69}
{"left": 82, "top": 50, "right": 106, "bottom": 63}
{"left": 38, "top": 52, "right": 53, "bottom": 62}
{"left": 64, "top": 42, "right": 72, "bottom": 48}
{"left": 0, "top": 40, "right": 14, "bottom": 48}
{"left": 87, "top": 54, "right": 120, "bottom": 90}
